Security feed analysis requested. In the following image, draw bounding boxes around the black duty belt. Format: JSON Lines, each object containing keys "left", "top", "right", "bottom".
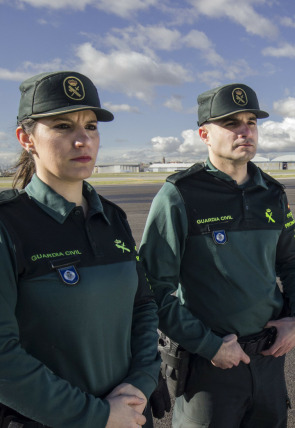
{"left": 0, "top": 404, "right": 50, "bottom": 428}
{"left": 238, "top": 327, "right": 277, "bottom": 355}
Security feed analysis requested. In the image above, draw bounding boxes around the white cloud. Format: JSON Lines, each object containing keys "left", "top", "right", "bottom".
{"left": 149, "top": 129, "right": 206, "bottom": 159}
{"left": 273, "top": 97, "right": 295, "bottom": 118}
{"left": 198, "top": 59, "right": 255, "bottom": 87}
{"left": 262, "top": 43, "right": 295, "bottom": 58}
{"left": 0, "top": 58, "right": 64, "bottom": 82}
{"left": 0, "top": 68, "right": 31, "bottom": 81}
{"left": 151, "top": 136, "right": 181, "bottom": 153}
{"left": 183, "top": 30, "right": 224, "bottom": 65}
{"left": 258, "top": 118, "right": 295, "bottom": 153}
{"left": 13, "top": 0, "right": 157, "bottom": 16}
{"left": 75, "top": 43, "right": 193, "bottom": 102}
{"left": 164, "top": 95, "right": 183, "bottom": 112}
{"left": 103, "top": 102, "right": 140, "bottom": 113}
{"left": 101, "top": 25, "right": 222, "bottom": 66}
{"left": 280, "top": 17, "right": 295, "bottom": 28}
{"left": 0, "top": 131, "right": 21, "bottom": 168}
{"left": 178, "top": 129, "right": 206, "bottom": 155}
{"left": 187, "top": 0, "right": 278, "bottom": 38}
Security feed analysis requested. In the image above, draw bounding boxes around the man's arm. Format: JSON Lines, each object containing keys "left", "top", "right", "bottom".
{"left": 140, "top": 182, "right": 222, "bottom": 361}
{"left": 263, "top": 191, "right": 295, "bottom": 357}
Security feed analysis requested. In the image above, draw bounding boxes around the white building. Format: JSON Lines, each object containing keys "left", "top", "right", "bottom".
{"left": 94, "top": 164, "right": 141, "bottom": 173}
{"left": 147, "top": 162, "right": 194, "bottom": 172}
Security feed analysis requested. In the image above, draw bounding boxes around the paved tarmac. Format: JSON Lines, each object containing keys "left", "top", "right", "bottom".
{"left": 97, "top": 179, "right": 295, "bottom": 428}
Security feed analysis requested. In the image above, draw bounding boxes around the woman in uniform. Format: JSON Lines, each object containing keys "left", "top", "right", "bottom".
{"left": 0, "top": 71, "right": 160, "bottom": 428}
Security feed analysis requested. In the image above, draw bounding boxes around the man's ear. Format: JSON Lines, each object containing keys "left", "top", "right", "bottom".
{"left": 199, "top": 125, "right": 210, "bottom": 146}
{"left": 16, "top": 126, "right": 35, "bottom": 153}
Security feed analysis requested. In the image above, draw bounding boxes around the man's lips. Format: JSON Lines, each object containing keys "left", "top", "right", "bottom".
{"left": 235, "top": 141, "right": 254, "bottom": 148}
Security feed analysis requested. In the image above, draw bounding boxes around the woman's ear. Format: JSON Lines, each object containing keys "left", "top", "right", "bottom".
{"left": 16, "top": 126, "right": 35, "bottom": 153}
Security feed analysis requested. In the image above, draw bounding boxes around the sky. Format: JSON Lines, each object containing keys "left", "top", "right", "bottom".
{"left": 1, "top": 0, "right": 295, "bottom": 167}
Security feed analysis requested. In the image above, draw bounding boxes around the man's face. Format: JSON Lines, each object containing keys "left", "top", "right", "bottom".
{"left": 199, "top": 112, "right": 258, "bottom": 167}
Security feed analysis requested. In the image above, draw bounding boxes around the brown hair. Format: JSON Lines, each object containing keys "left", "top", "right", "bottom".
{"left": 12, "top": 119, "right": 37, "bottom": 189}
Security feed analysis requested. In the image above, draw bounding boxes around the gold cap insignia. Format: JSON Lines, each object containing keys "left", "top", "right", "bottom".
{"left": 232, "top": 88, "right": 248, "bottom": 106}
{"left": 63, "top": 76, "right": 85, "bottom": 101}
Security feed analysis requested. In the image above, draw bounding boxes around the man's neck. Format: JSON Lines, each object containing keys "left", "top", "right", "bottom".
{"left": 208, "top": 157, "right": 249, "bottom": 185}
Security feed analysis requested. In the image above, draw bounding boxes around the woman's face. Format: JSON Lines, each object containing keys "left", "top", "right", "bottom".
{"left": 26, "top": 110, "right": 100, "bottom": 187}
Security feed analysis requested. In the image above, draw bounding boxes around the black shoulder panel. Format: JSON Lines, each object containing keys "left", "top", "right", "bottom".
{"left": 0, "top": 189, "right": 22, "bottom": 205}
{"left": 166, "top": 162, "right": 205, "bottom": 184}
{"left": 259, "top": 169, "right": 285, "bottom": 190}
{"left": 97, "top": 193, "right": 127, "bottom": 220}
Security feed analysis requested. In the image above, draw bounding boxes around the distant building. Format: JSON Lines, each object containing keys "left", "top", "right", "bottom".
{"left": 270, "top": 155, "right": 295, "bottom": 170}
{"left": 94, "top": 164, "right": 142, "bottom": 173}
{"left": 147, "top": 162, "right": 194, "bottom": 172}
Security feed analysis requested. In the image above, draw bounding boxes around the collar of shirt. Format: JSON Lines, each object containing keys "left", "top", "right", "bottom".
{"left": 25, "top": 174, "right": 110, "bottom": 224}
{"left": 204, "top": 158, "right": 268, "bottom": 190}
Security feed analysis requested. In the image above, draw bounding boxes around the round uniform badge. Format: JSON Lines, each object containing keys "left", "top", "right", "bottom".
{"left": 63, "top": 76, "right": 85, "bottom": 101}
{"left": 58, "top": 265, "right": 80, "bottom": 285}
{"left": 232, "top": 88, "right": 248, "bottom": 106}
{"left": 212, "top": 230, "right": 228, "bottom": 245}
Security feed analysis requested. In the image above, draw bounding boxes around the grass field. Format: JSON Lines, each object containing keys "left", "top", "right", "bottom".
{"left": 0, "top": 169, "right": 294, "bottom": 188}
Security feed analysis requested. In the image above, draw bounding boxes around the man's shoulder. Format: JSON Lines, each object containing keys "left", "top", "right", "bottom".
{"left": 257, "top": 167, "right": 285, "bottom": 190}
{"left": 166, "top": 162, "right": 206, "bottom": 185}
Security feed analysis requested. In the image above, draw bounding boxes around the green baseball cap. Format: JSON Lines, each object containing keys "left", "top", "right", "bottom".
{"left": 197, "top": 83, "right": 269, "bottom": 126}
{"left": 17, "top": 71, "right": 114, "bottom": 123}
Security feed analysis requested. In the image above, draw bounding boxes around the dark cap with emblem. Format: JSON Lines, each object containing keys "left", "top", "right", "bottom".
{"left": 17, "top": 71, "right": 114, "bottom": 123}
{"left": 197, "top": 83, "right": 269, "bottom": 126}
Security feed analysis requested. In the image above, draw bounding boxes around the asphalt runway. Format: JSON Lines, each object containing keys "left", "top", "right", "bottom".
{"left": 97, "top": 179, "right": 295, "bottom": 428}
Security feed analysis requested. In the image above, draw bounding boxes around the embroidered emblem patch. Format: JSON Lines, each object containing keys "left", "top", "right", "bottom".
{"left": 63, "top": 76, "right": 85, "bottom": 101}
{"left": 58, "top": 265, "right": 79, "bottom": 285}
{"left": 265, "top": 208, "right": 275, "bottom": 223}
{"left": 114, "top": 239, "right": 131, "bottom": 253}
{"left": 212, "top": 230, "right": 227, "bottom": 245}
{"left": 232, "top": 88, "right": 248, "bottom": 106}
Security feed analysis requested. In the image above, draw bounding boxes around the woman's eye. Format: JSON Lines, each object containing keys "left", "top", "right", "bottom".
{"left": 55, "top": 123, "right": 69, "bottom": 129}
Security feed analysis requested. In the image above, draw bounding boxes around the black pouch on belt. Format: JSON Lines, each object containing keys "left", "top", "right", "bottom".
{"left": 0, "top": 404, "right": 49, "bottom": 428}
{"left": 158, "top": 332, "right": 191, "bottom": 397}
{"left": 238, "top": 326, "right": 277, "bottom": 355}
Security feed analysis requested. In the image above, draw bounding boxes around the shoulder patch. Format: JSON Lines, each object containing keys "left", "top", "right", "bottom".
{"left": 167, "top": 162, "right": 205, "bottom": 184}
{"left": 0, "top": 189, "right": 22, "bottom": 205}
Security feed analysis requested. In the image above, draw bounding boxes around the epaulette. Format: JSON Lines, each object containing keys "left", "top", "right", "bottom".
{"left": 166, "top": 162, "right": 205, "bottom": 184}
{"left": 0, "top": 189, "right": 23, "bottom": 205}
{"left": 98, "top": 193, "right": 127, "bottom": 219}
{"left": 259, "top": 169, "right": 285, "bottom": 190}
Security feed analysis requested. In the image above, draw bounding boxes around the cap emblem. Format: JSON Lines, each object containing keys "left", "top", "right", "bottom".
{"left": 232, "top": 88, "right": 248, "bottom": 106}
{"left": 63, "top": 76, "right": 85, "bottom": 101}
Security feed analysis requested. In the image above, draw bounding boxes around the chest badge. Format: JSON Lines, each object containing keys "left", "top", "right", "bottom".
{"left": 212, "top": 230, "right": 227, "bottom": 245}
{"left": 58, "top": 265, "right": 80, "bottom": 285}
{"left": 265, "top": 208, "right": 275, "bottom": 223}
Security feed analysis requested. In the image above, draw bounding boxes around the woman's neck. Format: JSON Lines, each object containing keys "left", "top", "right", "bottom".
{"left": 36, "top": 173, "right": 88, "bottom": 214}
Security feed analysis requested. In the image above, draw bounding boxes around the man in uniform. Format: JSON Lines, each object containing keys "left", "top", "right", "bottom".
{"left": 140, "top": 83, "right": 295, "bottom": 427}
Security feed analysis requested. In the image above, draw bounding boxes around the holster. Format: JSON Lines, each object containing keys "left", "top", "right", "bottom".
{"left": 0, "top": 405, "right": 49, "bottom": 428}
{"left": 238, "top": 326, "right": 277, "bottom": 355}
{"left": 158, "top": 333, "right": 191, "bottom": 398}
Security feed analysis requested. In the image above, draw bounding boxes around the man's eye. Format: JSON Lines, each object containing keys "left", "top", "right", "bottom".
{"left": 86, "top": 124, "right": 98, "bottom": 130}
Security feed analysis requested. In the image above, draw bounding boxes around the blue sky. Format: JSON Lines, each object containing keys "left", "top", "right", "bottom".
{"left": 1, "top": 0, "right": 295, "bottom": 166}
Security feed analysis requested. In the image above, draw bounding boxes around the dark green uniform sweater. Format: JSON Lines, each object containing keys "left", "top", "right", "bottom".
{"left": 0, "top": 174, "right": 160, "bottom": 427}
{"left": 140, "top": 161, "right": 295, "bottom": 361}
